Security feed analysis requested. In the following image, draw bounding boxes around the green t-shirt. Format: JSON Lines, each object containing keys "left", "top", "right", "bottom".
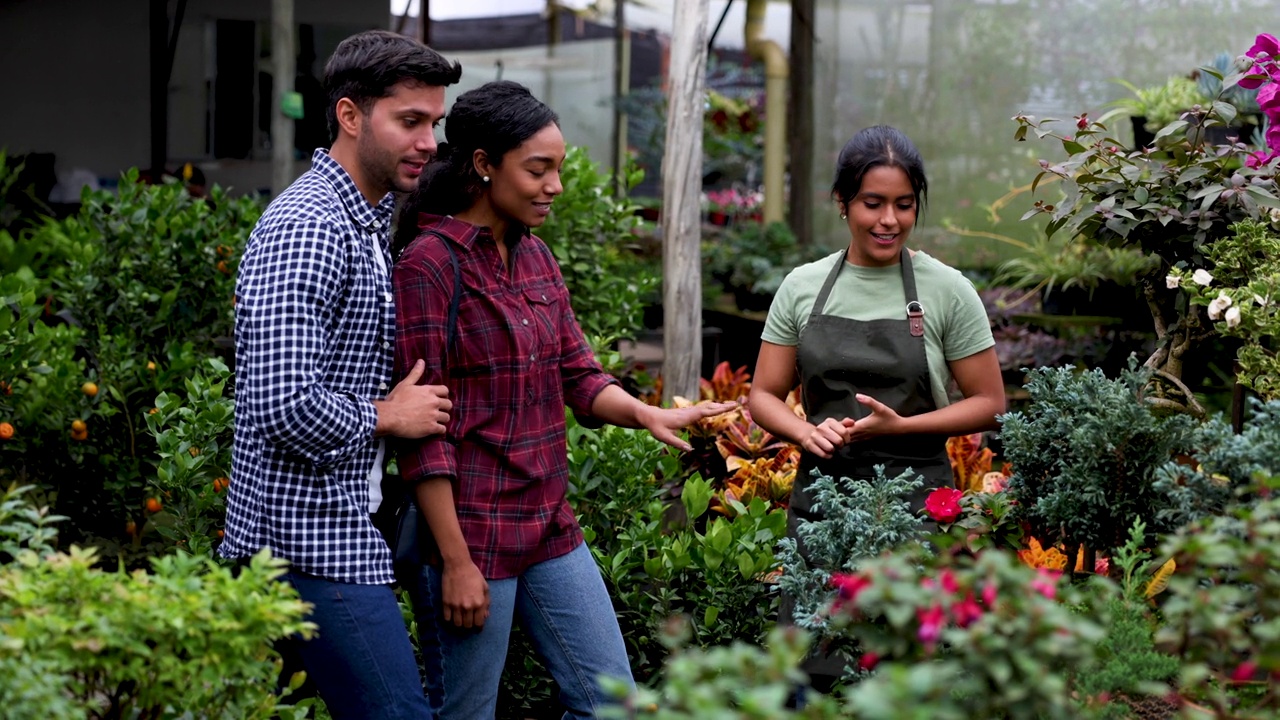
{"left": 761, "top": 249, "right": 995, "bottom": 408}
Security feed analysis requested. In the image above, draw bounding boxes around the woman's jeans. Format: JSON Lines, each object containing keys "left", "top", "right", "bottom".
{"left": 277, "top": 571, "right": 432, "bottom": 719}
{"left": 410, "top": 542, "right": 636, "bottom": 719}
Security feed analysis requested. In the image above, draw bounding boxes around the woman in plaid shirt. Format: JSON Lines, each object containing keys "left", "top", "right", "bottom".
{"left": 390, "top": 81, "right": 731, "bottom": 718}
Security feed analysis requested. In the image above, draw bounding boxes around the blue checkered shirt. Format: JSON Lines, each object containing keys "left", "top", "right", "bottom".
{"left": 220, "top": 149, "right": 398, "bottom": 585}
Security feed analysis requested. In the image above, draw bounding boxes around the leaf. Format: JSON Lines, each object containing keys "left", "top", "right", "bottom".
{"left": 681, "top": 476, "right": 712, "bottom": 521}
{"left": 1154, "top": 120, "right": 1189, "bottom": 142}
{"left": 1144, "top": 558, "right": 1176, "bottom": 598}
{"left": 1211, "top": 101, "right": 1237, "bottom": 127}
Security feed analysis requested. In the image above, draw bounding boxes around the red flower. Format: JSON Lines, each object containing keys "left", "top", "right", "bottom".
{"left": 1076, "top": 114, "right": 1089, "bottom": 129}
{"left": 1232, "top": 660, "right": 1258, "bottom": 682}
{"left": 924, "top": 487, "right": 964, "bottom": 523}
{"left": 857, "top": 652, "right": 881, "bottom": 671}
{"left": 939, "top": 569, "right": 959, "bottom": 595}
{"left": 952, "top": 591, "right": 984, "bottom": 628}
{"left": 831, "top": 573, "right": 873, "bottom": 609}
{"left": 981, "top": 580, "right": 997, "bottom": 607}
{"left": 917, "top": 604, "right": 947, "bottom": 646}
{"left": 1030, "top": 568, "right": 1061, "bottom": 600}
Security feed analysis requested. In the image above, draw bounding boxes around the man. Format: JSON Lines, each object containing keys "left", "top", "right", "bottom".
{"left": 220, "top": 30, "right": 461, "bottom": 718}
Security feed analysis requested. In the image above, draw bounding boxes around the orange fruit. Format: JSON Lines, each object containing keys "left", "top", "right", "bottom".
{"left": 0, "top": 380, "right": 11, "bottom": 395}
{"left": 82, "top": 381, "right": 98, "bottom": 397}
{"left": 216, "top": 260, "right": 230, "bottom": 275}
{"left": 148, "top": 407, "right": 159, "bottom": 415}
{"left": 70, "top": 419, "right": 87, "bottom": 432}
{"left": 125, "top": 520, "right": 137, "bottom": 537}
{"left": 70, "top": 427, "right": 88, "bottom": 441}
{"left": 145, "top": 497, "right": 163, "bottom": 513}
{"left": 216, "top": 244, "right": 233, "bottom": 257}
{"left": 146, "top": 361, "right": 156, "bottom": 372}
{"left": 212, "top": 476, "right": 229, "bottom": 493}
{"left": 0, "top": 422, "right": 13, "bottom": 440}
{"left": 188, "top": 446, "right": 200, "bottom": 457}
{"left": 216, "top": 529, "right": 225, "bottom": 539}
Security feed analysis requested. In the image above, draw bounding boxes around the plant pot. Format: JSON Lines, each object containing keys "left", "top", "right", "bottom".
{"left": 1130, "top": 115, "right": 1156, "bottom": 150}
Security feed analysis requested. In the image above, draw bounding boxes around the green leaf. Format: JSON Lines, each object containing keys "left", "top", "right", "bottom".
{"left": 1154, "top": 120, "right": 1189, "bottom": 142}
{"left": 681, "top": 476, "right": 712, "bottom": 521}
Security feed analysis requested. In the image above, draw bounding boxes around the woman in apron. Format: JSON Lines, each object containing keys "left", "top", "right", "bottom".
{"left": 747, "top": 125, "right": 1005, "bottom": 687}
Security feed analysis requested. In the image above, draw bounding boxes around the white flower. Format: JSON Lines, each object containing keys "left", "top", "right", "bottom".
{"left": 1225, "top": 305, "right": 1241, "bottom": 328}
{"left": 1192, "top": 269, "right": 1214, "bottom": 286}
{"left": 1166, "top": 274, "right": 1181, "bottom": 289}
{"left": 1208, "top": 291, "right": 1233, "bottom": 320}
{"left": 1270, "top": 207, "right": 1280, "bottom": 226}
{"left": 1256, "top": 294, "right": 1270, "bottom": 307}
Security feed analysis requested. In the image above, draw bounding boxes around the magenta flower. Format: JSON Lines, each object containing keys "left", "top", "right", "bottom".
{"left": 1030, "top": 568, "right": 1061, "bottom": 600}
{"left": 857, "top": 652, "right": 881, "bottom": 671}
{"left": 1258, "top": 83, "right": 1280, "bottom": 123}
{"left": 917, "top": 604, "right": 947, "bottom": 646}
{"left": 831, "top": 573, "right": 873, "bottom": 609}
{"left": 981, "top": 580, "right": 998, "bottom": 607}
{"left": 939, "top": 568, "right": 959, "bottom": 595}
{"left": 1232, "top": 660, "right": 1258, "bottom": 682}
{"left": 952, "top": 591, "right": 984, "bottom": 628}
{"left": 1240, "top": 33, "right": 1280, "bottom": 89}
{"left": 924, "top": 487, "right": 964, "bottom": 523}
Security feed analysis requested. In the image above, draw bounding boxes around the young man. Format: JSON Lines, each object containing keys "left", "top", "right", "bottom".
{"left": 220, "top": 30, "right": 461, "bottom": 718}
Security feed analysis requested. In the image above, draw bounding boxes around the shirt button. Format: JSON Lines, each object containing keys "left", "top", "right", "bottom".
{"left": 541, "top": 294, "right": 547, "bottom": 301}
{"left": 384, "top": 292, "right": 392, "bottom": 302}
{"left": 530, "top": 354, "right": 536, "bottom": 362}
{"left": 378, "top": 382, "right": 388, "bottom": 391}
{"left": 383, "top": 341, "right": 390, "bottom": 349}
{"left": 522, "top": 318, "right": 529, "bottom": 326}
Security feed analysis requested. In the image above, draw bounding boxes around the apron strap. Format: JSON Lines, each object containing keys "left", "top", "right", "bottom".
{"left": 807, "top": 251, "right": 847, "bottom": 325}
{"left": 900, "top": 247, "right": 925, "bottom": 338}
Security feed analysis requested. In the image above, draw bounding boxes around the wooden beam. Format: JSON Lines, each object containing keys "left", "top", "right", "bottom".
{"left": 661, "top": 0, "right": 710, "bottom": 403}
{"left": 788, "top": 0, "right": 815, "bottom": 243}
{"left": 271, "top": 0, "right": 295, "bottom": 196}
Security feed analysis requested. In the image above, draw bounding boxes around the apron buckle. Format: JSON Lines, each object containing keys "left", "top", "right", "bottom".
{"left": 907, "top": 301, "right": 925, "bottom": 337}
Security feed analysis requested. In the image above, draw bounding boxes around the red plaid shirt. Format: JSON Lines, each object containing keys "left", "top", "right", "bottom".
{"left": 392, "top": 214, "right": 617, "bottom": 579}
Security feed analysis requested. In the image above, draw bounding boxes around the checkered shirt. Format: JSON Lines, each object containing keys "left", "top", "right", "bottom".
{"left": 220, "top": 149, "right": 398, "bottom": 585}
{"left": 393, "top": 214, "right": 617, "bottom": 580}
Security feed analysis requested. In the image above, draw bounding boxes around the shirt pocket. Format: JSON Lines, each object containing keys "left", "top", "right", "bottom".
{"left": 523, "top": 285, "right": 563, "bottom": 363}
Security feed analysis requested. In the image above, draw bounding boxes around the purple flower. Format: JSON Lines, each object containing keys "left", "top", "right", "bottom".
{"left": 1258, "top": 83, "right": 1280, "bottom": 123}
{"left": 1240, "top": 33, "right": 1280, "bottom": 89}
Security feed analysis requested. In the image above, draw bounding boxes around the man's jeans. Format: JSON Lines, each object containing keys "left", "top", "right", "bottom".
{"left": 277, "top": 571, "right": 432, "bottom": 719}
{"left": 410, "top": 542, "right": 636, "bottom": 719}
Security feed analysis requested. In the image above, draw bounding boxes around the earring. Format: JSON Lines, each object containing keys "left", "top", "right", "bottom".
{"left": 840, "top": 213, "right": 847, "bottom": 220}
{"left": 482, "top": 175, "right": 490, "bottom": 183}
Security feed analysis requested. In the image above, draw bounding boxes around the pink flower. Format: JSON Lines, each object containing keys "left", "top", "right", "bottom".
{"left": 857, "top": 652, "right": 881, "bottom": 671}
{"left": 831, "top": 573, "right": 873, "bottom": 609}
{"left": 939, "top": 569, "right": 959, "bottom": 595}
{"left": 952, "top": 591, "right": 984, "bottom": 628}
{"left": 917, "top": 604, "right": 947, "bottom": 646}
{"left": 1232, "top": 660, "right": 1258, "bottom": 682}
{"left": 1030, "top": 568, "right": 1061, "bottom": 600}
{"left": 1240, "top": 33, "right": 1280, "bottom": 89}
{"left": 924, "top": 487, "right": 964, "bottom": 523}
{"left": 1258, "top": 83, "right": 1280, "bottom": 123}
{"left": 1094, "top": 556, "right": 1110, "bottom": 576}
{"left": 981, "top": 581, "right": 998, "bottom": 607}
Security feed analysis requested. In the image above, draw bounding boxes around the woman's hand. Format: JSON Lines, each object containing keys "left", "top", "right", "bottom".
{"left": 800, "top": 417, "right": 856, "bottom": 458}
{"left": 441, "top": 560, "right": 490, "bottom": 629}
{"left": 637, "top": 401, "right": 739, "bottom": 451}
{"left": 849, "top": 393, "right": 906, "bottom": 441}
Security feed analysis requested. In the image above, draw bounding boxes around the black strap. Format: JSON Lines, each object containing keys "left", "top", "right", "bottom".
{"left": 414, "top": 229, "right": 463, "bottom": 363}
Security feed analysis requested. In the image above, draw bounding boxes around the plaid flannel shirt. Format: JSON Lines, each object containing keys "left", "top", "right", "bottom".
{"left": 393, "top": 214, "right": 617, "bottom": 580}
{"left": 220, "top": 149, "right": 398, "bottom": 585}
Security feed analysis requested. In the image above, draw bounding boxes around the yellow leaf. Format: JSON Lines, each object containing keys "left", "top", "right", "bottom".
{"left": 1144, "top": 558, "right": 1176, "bottom": 599}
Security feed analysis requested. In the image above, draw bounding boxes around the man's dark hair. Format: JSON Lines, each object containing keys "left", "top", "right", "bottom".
{"left": 393, "top": 80, "right": 559, "bottom": 255}
{"left": 323, "top": 30, "right": 462, "bottom": 144}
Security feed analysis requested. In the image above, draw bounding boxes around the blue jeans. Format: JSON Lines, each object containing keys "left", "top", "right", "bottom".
{"left": 277, "top": 571, "right": 432, "bottom": 719}
{"left": 410, "top": 542, "right": 635, "bottom": 719}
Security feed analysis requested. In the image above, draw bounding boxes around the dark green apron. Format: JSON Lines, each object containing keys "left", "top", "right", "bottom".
{"left": 780, "top": 247, "right": 951, "bottom": 680}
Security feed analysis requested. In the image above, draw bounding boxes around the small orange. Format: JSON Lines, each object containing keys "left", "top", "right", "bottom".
{"left": 212, "top": 476, "right": 229, "bottom": 493}
{"left": 216, "top": 244, "right": 233, "bottom": 257}
{"left": 0, "top": 380, "right": 11, "bottom": 395}
{"left": 216, "top": 260, "right": 230, "bottom": 275}
{"left": 145, "top": 497, "right": 163, "bottom": 513}
{"left": 216, "top": 529, "right": 225, "bottom": 539}
{"left": 82, "top": 381, "right": 98, "bottom": 397}
{"left": 146, "top": 361, "right": 156, "bottom": 372}
{"left": 125, "top": 520, "right": 137, "bottom": 537}
{"left": 188, "top": 446, "right": 200, "bottom": 457}
{"left": 71, "top": 419, "right": 87, "bottom": 432}
{"left": 148, "top": 407, "right": 159, "bottom": 415}
{"left": 70, "top": 428, "right": 88, "bottom": 441}
{"left": 0, "top": 422, "right": 14, "bottom": 440}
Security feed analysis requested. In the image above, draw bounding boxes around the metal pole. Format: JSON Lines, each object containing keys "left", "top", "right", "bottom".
{"left": 271, "top": 0, "right": 295, "bottom": 197}
{"left": 149, "top": 0, "right": 168, "bottom": 179}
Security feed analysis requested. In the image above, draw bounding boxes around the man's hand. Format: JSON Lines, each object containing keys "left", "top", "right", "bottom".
{"left": 442, "top": 559, "right": 490, "bottom": 629}
{"left": 374, "top": 359, "right": 452, "bottom": 438}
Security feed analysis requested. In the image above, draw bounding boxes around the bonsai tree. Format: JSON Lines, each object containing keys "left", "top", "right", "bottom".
{"left": 1012, "top": 33, "right": 1280, "bottom": 416}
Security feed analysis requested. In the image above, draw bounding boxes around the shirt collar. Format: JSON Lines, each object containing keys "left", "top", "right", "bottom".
{"left": 417, "top": 212, "right": 529, "bottom": 250}
{"left": 310, "top": 148, "right": 397, "bottom": 233}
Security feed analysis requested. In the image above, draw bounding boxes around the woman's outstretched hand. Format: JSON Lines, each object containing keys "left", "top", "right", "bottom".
{"left": 849, "top": 393, "right": 905, "bottom": 441}
{"left": 637, "top": 401, "right": 739, "bottom": 452}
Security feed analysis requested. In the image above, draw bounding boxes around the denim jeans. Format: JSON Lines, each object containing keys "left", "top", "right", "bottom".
{"left": 277, "top": 571, "right": 432, "bottom": 719}
{"left": 410, "top": 542, "right": 635, "bottom": 719}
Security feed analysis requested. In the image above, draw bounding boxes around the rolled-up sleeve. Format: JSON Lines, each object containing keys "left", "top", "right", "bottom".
{"left": 555, "top": 280, "right": 619, "bottom": 417}
{"left": 237, "top": 220, "right": 378, "bottom": 466}
{"left": 391, "top": 245, "right": 457, "bottom": 483}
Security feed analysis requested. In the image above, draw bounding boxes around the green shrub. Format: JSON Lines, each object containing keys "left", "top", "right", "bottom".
{"left": 0, "top": 545, "right": 313, "bottom": 719}
{"left": 538, "top": 147, "right": 657, "bottom": 347}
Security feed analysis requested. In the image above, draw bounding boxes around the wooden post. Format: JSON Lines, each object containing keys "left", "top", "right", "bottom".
{"left": 788, "top": 0, "right": 815, "bottom": 243}
{"left": 271, "top": 0, "right": 295, "bottom": 197}
{"left": 611, "top": 0, "right": 630, "bottom": 196}
{"left": 660, "top": 0, "right": 709, "bottom": 404}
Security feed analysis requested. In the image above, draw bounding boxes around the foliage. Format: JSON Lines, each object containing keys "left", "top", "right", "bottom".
{"left": 776, "top": 467, "right": 924, "bottom": 640}
{"left": 539, "top": 147, "right": 656, "bottom": 346}
{"left": 142, "top": 357, "right": 235, "bottom": 556}
{"left": 0, "top": 176, "right": 258, "bottom": 551}
{"left": 1001, "top": 364, "right": 1200, "bottom": 564}
{"left": 705, "top": 222, "right": 828, "bottom": 298}
{"left": 0, "top": 546, "right": 314, "bottom": 719}
{"left": 1170, "top": 218, "right": 1280, "bottom": 399}
{"left": 1013, "top": 52, "right": 1280, "bottom": 411}
{"left": 994, "top": 234, "right": 1160, "bottom": 295}
{"left": 0, "top": 482, "right": 65, "bottom": 560}
{"left": 593, "top": 474, "right": 787, "bottom": 684}
{"left": 1112, "top": 75, "right": 1211, "bottom": 129}
{"left": 1156, "top": 476, "right": 1280, "bottom": 717}
{"left": 829, "top": 544, "right": 1107, "bottom": 720}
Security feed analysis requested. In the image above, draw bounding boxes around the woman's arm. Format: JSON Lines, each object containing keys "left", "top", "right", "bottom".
{"left": 849, "top": 347, "right": 1005, "bottom": 440}
{"left": 746, "top": 341, "right": 854, "bottom": 459}
{"left": 415, "top": 478, "right": 490, "bottom": 629}
{"left": 589, "top": 384, "right": 736, "bottom": 452}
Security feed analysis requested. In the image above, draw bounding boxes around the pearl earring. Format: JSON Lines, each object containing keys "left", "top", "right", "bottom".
{"left": 840, "top": 213, "right": 847, "bottom": 220}
{"left": 482, "top": 175, "right": 490, "bottom": 183}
